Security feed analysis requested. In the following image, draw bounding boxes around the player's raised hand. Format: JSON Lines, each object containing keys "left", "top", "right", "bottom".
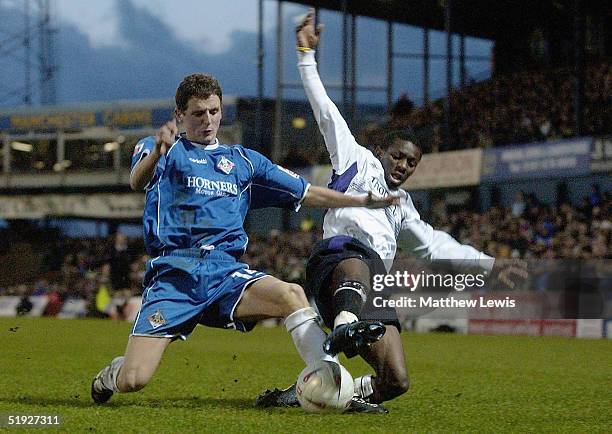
{"left": 296, "top": 9, "right": 323, "bottom": 49}
{"left": 155, "top": 119, "right": 178, "bottom": 155}
{"left": 364, "top": 191, "right": 400, "bottom": 209}
{"left": 493, "top": 259, "right": 530, "bottom": 290}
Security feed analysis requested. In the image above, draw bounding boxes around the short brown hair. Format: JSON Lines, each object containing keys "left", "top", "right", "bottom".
{"left": 175, "top": 73, "right": 223, "bottom": 112}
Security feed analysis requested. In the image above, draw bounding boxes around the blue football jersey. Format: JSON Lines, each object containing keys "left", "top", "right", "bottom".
{"left": 131, "top": 136, "right": 309, "bottom": 258}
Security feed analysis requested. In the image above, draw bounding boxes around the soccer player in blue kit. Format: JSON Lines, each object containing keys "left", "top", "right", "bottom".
{"left": 91, "top": 73, "right": 396, "bottom": 404}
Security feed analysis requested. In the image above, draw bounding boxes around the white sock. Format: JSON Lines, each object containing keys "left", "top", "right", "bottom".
{"left": 354, "top": 374, "right": 374, "bottom": 398}
{"left": 284, "top": 307, "right": 337, "bottom": 365}
{"left": 333, "top": 310, "right": 358, "bottom": 329}
{"left": 100, "top": 356, "right": 124, "bottom": 392}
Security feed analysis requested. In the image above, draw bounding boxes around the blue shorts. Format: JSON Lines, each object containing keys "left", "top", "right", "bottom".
{"left": 131, "top": 248, "right": 269, "bottom": 340}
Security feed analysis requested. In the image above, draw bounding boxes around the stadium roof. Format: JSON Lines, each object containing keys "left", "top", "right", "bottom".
{"left": 292, "top": 0, "right": 606, "bottom": 41}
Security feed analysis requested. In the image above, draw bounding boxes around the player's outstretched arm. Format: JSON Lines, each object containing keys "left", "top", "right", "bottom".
{"left": 130, "top": 120, "right": 177, "bottom": 191}
{"left": 302, "top": 185, "right": 398, "bottom": 209}
{"left": 399, "top": 194, "right": 529, "bottom": 288}
{"left": 399, "top": 218, "right": 495, "bottom": 274}
{"left": 400, "top": 219, "right": 530, "bottom": 289}
{"left": 296, "top": 10, "right": 361, "bottom": 173}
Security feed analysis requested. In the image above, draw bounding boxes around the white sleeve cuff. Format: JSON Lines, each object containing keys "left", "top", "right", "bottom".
{"left": 295, "top": 183, "right": 311, "bottom": 212}
{"left": 297, "top": 49, "right": 316, "bottom": 66}
{"left": 480, "top": 253, "right": 495, "bottom": 274}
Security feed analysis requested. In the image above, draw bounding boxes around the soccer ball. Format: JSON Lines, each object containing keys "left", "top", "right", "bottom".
{"left": 296, "top": 360, "right": 354, "bottom": 412}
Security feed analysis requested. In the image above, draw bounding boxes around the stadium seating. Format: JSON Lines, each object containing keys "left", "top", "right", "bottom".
{"left": 0, "top": 193, "right": 608, "bottom": 317}
{"left": 385, "top": 61, "right": 611, "bottom": 151}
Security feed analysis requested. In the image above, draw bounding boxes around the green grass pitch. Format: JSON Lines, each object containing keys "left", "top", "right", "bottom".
{"left": 0, "top": 317, "right": 610, "bottom": 433}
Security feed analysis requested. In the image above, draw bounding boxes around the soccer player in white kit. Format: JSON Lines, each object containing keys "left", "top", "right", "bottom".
{"left": 256, "top": 10, "right": 506, "bottom": 414}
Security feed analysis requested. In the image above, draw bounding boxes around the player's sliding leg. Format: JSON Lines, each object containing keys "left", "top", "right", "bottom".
{"left": 255, "top": 260, "right": 389, "bottom": 413}
{"left": 91, "top": 335, "right": 171, "bottom": 404}
{"left": 233, "top": 276, "right": 335, "bottom": 365}
{"left": 354, "top": 325, "right": 409, "bottom": 404}
{"left": 322, "top": 258, "right": 386, "bottom": 358}
{"left": 329, "top": 258, "right": 370, "bottom": 327}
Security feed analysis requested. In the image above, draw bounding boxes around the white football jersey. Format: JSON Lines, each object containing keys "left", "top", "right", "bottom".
{"left": 298, "top": 50, "right": 493, "bottom": 272}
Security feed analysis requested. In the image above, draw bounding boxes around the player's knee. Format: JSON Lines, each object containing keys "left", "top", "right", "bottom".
{"left": 119, "top": 367, "right": 150, "bottom": 393}
{"left": 278, "top": 283, "right": 308, "bottom": 314}
{"left": 383, "top": 375, "right": 410, "bottom": 400}
{"left": 396, "top": 375, "right": 410, "bottom": 395}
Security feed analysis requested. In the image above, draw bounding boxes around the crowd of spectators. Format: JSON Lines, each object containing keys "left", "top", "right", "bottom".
{"left": 280, "top": 61, "right": 611, "bottom": 166}
{"left": 425, "top": 190, "right": 610, "bottom": 261}
{"left": 0, "top": 230, "right": 148, "bottom": 317}
{"left": 1, "top": 190, "right": 609, "bottom": 315}
{"left": 386, "top": 61, "right": 611, "bottom": 151}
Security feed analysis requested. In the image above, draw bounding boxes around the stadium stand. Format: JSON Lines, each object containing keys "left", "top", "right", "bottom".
{"left": 387, "top": 61, "right": 611, "bottom": 151}
{"left": 0, "top": 192, "right": 608, "bottom": 317}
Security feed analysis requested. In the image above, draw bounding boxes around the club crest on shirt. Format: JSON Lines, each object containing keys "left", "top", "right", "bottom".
{"left": 148, "top": 309, "right": 166, "bottom": 329}
{"left": 217, "top": 156, "right": 235, "bottom": 174}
